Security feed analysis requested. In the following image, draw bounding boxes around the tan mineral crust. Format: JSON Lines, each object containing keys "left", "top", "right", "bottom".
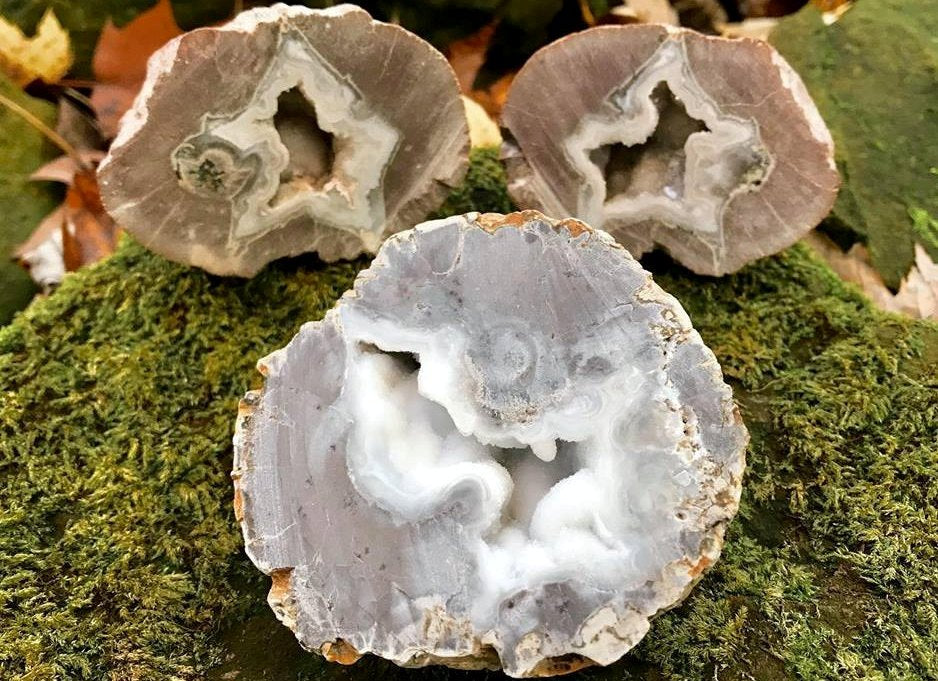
{"left": 98, "top": 4, "right": 469, "bottom": 276}
{"left": 501, "top": 25, "right": 839, "bottom": 276}
{"left": 233, "top": 211, "right": 748, "bottom": 676}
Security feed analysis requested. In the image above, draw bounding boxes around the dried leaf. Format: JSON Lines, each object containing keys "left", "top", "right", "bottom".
{"left": 719, "top": 17, "right": 778, "bottom": 40}
{"left": 0, "top": 8, "right": 72, "bottom": 86}
{"left": 30, "top": 150, "right": 105, "bottom": 184}
{"left": 17, "top": 156, "right": 119, "bottom": 291}
{"left": 462, "top": 95, "right": 501, "bottom": 148}
{"left": 61, "top": 169, "right": 119, "bottom": 271}
{"left": 446, "top": 22, "right": 515, "bottom": 118}
{"left": 91, "top": 0, "right": 182, "bottom": 138}
{"left": 13, "top": 204, "right": 65, "bottom": 292}
{"left": 805, "top": 232, "right": 938, "bottom": 320}
{"left": 607, "top": 0, "right": 679, "bottom": 25}
{"left": 56, "top": 97, "right": 103, "bottom": 151}
{"left": 446, "top": 22, "right": 496, "bottom": 95}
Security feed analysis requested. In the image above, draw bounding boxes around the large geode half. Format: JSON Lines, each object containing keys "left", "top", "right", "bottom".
{"left": 233, "top": 211, "right": 748, "bottom": 676}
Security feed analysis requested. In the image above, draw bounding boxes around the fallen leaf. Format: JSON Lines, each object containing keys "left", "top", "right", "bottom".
{"left": 462, "top": 96, "right": 502, "bottom": 148}
{"left": 719, "top": 17, "right": 778, "bottom": 40}
{"left": 606, "top": 0, "right": 679, "bottom": 25}
{"left": 56, "top": 97, "right": 103, "bottom": 150}
{"left": 30, "top": 150, "right": 105, "bottom": 184}
{"left": 447, "top": 22, "right": 497, "bottom": 95}
{"left": 16, "top": 152, "right": 118, "bottom": 291}
{"left": 91, "top": 0, "right": 183, "bottom": 138}
{"left": 62, "top": 168, "right": 119, "bottom": 270}
{"left": 446, "top": 22, "right": 515, "bottom": 118}
{"left": 804, "top": 232, "right": 938, "bottom": 320}
{"left": 0, "top": 8, "right": 72, "bottom": 86}
{"left": 13, "top": 204, "right": 65, "bottom": 291}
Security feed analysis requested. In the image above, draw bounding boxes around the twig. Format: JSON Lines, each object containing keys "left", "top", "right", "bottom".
{"left": 0, "top": 90, "right": 88, "bottom": 169}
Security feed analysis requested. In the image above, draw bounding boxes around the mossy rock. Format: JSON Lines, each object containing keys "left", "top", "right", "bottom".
{"left": 1, "top": 149, "right": 936, "bottom": 680}
{"left": 771, "top": 0, "right": 938, "bottom": 289}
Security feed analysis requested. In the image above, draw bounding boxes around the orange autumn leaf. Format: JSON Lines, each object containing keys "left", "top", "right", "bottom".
{"left": 91, "top": 0, "right": 183, "bottom": 138}
{"left": 17, "top": 157, "right": 120, "bottom": 289}
{"left": 811, "top": 0, "right": 851, "bottom": 11}
{"left": 446, "top": 22, "right": 515, "bottom": 118}
{"left": 62, "top": 169, "right": 120, "bottom": 271}
{"left": 447, "top": 22, "right": 497, "bottom": 95}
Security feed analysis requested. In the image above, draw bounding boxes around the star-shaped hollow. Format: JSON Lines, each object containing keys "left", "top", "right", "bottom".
{"left": 234, "top": 211, "right": 748, "bottom": 677}
{"left": 271, "top": 87, "right": 336, "bottom": 198}
{"left": 593, "top": 83, "right": 708, "bottom": 206}
{"left": 566, "top": 40, "right": 770, "bottom": 238}
{"left": 172, "top": 31, "right": 400, "bottom": 250}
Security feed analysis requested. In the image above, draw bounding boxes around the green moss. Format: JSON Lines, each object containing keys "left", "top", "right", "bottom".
{"left": 771, "top": 1, "right": 938, "bottom": 288}
{"left": 430, "top": 146, "right": 516, "bottom": 218}
{"left": 1, "top": 153, "right": 936, "bottom": 680}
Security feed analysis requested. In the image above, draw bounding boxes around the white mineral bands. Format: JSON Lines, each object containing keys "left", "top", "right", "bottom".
{"left": 233, "top": 210, "right": 748, "bottom": 677}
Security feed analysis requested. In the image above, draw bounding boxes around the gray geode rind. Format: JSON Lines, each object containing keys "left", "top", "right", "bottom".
{"left": 98, "top": 4, "right": 469, "bottom": 277}
{"left": 233, "top": 210, "right": 748, "bottom": 677}
{"left": 501, "top": 25, "right": 839, "bottom": 276}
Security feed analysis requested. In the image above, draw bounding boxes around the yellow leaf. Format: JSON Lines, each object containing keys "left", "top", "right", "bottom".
{"left": 0, "top": 9, "right": 73, "bottom": 86}
{"left": 462, "top": 96, "right": 502, "bottom": 149}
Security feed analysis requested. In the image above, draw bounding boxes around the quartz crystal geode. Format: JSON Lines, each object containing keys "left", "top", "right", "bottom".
{"left": 97, "top": 4, "right": 469, "bottom": 277}
{"left": 501, "top": 25, "right": 840, "bottom": 276}
{"left": 233, "top": 211, "right": 748, "bottom": 676}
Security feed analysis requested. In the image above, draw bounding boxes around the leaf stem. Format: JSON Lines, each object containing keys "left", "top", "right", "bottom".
{"left": 0, "top": 90, "right": 88, "bottom": 169}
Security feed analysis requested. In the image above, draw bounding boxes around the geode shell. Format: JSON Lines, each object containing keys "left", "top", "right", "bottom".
{"left": 233, "top": 210, "right": 747, "bottom": 676}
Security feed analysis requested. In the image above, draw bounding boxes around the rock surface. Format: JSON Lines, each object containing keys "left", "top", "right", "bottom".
{"left": 98, "top": 4, "right": 469, "bottom": 276}
{"left": 501, "top": 25, "right": 839, "bottom": 276}
{"left": 233, "top": 210, "right": 748, "bottom": 676}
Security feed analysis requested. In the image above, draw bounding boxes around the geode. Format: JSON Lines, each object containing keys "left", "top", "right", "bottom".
{"left": 501, "top": 25, "right": 839, "bottom": 276}
{"left": 97, "top": 4, "right": 469, "bottom": 277}
{"left": 233, "top": 210, "right": 748, "bottom": 676}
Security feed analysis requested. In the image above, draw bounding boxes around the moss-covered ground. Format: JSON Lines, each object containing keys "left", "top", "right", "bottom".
{"left": 771, "top": 0, "right": 938, "bottom": 289}
{"left": 1, "top": 149, "right": 936, "bottom": 680}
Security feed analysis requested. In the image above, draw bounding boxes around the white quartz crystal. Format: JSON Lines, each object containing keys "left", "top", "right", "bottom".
{"left": 233, "top": 211, "right": 748, "bottom": 676}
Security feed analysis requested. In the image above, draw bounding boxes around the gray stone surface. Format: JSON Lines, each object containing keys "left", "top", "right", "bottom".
{"left": 233, "top": 211, "right": 748, "bottom": 677}
{"left": 98, "top": 4, "right": 469, "bottom": 276}
{"left": 501, "top": 25, "right": 839, "bottom": 276}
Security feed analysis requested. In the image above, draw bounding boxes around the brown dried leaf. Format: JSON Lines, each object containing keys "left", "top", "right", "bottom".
{"left": 17, "top": 159, "right": 119, "bottom": 290}
{"left": 445, "top": 22, "right": 515, "bottom": 118}
{"left": 447, "top": 22, "right": 496, "bottom": 95}
{"left": 804, "top": 232, "right": 938, "bottom": 320}
{"left": 30, "top": 150, "right": 105, "bottom": 184}
{"left": 91, "top": 0, "right": 183, "bottom": 138}
{"left": 61, "top": 169, "right": 120, "bottom": 271}
{"left": 606, "top": 0, "right": 679, "bottom": 25}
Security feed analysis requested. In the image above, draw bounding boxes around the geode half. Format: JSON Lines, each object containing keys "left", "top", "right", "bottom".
{"left": 233, "top": 210, "right": 748, "bottom": 676}
{"left": 501, "top": 25, "right": 839, "bottom": 276}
